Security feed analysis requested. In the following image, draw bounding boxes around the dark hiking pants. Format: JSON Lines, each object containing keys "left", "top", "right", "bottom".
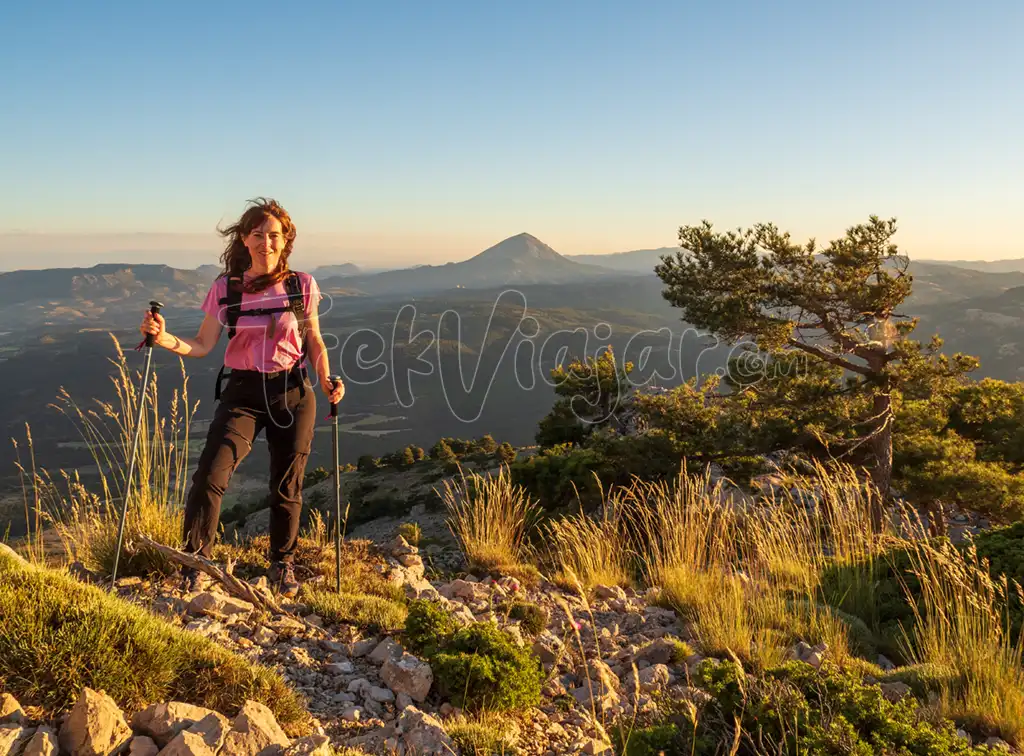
{"left": 182, "top": 366, "right": 316, "bottom": 563}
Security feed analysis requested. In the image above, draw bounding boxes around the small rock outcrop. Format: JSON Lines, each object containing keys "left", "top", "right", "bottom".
{"left": 131, "top": 703, "right": 218, "bottom": 747}
{"left": 380, "top": 653, "right": 433, "bottom": 703}
{"left": 220, "top": 702, "right": 289, "bottom": 756}
{"left": 58, "top": 689, "right": 132, "bottom": 756}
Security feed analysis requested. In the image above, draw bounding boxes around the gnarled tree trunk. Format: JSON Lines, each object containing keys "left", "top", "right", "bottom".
{"left": 868, "top": 389, "right": 893, "bottom": 531}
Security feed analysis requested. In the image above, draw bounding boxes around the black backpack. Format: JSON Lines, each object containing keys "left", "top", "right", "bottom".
{"left": 213, "top": 271, "right": 308, "bottom": 400}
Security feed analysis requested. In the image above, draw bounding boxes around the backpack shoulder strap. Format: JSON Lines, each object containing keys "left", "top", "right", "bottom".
{"left": 284, "top": 272, "right": 308, "bottom": 348}
{"left": 218, "top": 275, "right": 244, "bottom": 340}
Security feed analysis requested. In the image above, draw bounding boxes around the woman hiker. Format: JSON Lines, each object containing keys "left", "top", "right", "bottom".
{"left": 139, "top": 197, "right": 344, "bottom": 597}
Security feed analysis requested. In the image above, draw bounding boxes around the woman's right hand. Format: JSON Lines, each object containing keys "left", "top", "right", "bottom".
{"left": 140, "top": 310, "right": 166, "bottom": 345}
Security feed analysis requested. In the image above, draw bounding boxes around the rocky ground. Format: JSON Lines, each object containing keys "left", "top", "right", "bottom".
{"left": 104, "top": 534, "right": 689, "bottom": 755}
{"left": 20, "top": 520, "right": 720, "bottom": 756}
{"left": 4, "top": 504, "right": 1015, "bottom": 756}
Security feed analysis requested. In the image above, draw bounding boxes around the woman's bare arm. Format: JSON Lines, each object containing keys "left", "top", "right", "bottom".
{"left": 142, "top": 311, "right": 223, "bottom": 358}
{"left": 304, "top": 307, "right": 345, "bottom": 403}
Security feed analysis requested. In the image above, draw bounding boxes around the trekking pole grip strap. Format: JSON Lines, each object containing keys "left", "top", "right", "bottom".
{"left": 329, "top": 374, "right": 341, "bottom": 418}
{"left": 146, "top": 300, "right": 164, "bottom": 349}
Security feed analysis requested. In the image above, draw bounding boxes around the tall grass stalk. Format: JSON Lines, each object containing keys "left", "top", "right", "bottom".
{"left": 744, "top": 459, "right": 894, "bottom": 637}
{"left": 31, "top": 339, "right": 198, "bottom": 575}
{"left": 901, "top": 539, "right": 1024, "bottom": 744}
{"left": 439, "top": 464, "right": 541, "bottom": 575}
{"left": 625, "top": 463, "right": 737, "bottom": 594}
{"left": 544, "top": 505, "right": 632, "bottom": 590}
{"left": 623, "top": 461, "right": 872, "bottom": 667}
{"left": 10, "top": 425, "right": 46, "bottom": 564}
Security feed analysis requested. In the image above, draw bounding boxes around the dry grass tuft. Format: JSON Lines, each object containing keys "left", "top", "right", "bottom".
{"left": 444, "top": 711, "right": 521, "bottom": 754}
{"left": 901, "top": 539, "right": 1024, "bottom": 743}
{"left": 544, "top": 505, "right": 632, "bottom": 590}
{"left": 439, "top": 464, "right": 541, "bottom": 577}
{"left": 16, "top": 340, "right": 197, "bottom": 576}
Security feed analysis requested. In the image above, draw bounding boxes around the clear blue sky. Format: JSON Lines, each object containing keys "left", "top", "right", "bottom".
{"left": 1, "top": 1, "right": 1021, "bottom": 269}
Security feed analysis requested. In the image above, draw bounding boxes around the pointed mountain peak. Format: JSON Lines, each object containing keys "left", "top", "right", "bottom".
{"left": 471, "top": 233, "right": 565, "bottom": 263}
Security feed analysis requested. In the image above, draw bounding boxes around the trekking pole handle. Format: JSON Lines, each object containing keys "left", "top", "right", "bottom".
{"left": 145, "top": 300, "right": 164, "bottom": 348}
{"left": 329, "top": 374, "right": 342, "bottom": 418}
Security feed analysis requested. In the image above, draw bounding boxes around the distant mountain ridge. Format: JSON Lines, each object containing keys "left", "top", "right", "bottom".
{"left": 0, "top": 263, "right": 210, "bottom": 305}
{"left": 566, "top": 246, "right": 678, "bottom": 274}
{"left": 194, "top": 263, "right": 365, "bottom": 279}
{"left": 323, "top": 232, "right": 623, "bottom": 295}
{"left": 919, "top": 258, "right": 1024, "bottom": 274}
{"left": 7, "top": 241, "right": 1024, "bottom": 329}
{"left": 312, "top": 263, "right": 361, "bottom": 278}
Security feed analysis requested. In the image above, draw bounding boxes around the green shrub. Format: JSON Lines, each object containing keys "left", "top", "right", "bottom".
{"left": 476, "top": 435, "right": 498, "bottom": 454}
{"left": 615, "top": 724, "right": 685, "bottom": 756}
{"left": 973, "top": 522, "right": 1024, "bottom": 636}
{"left": 433, "top": 622, "right": 543, "bottom": 712}
{"left": 0, "top": 547, "right": 308, "bottom": 734}
{"left": 510, "top": 433, "right": 686, "bottom": 511}
{"left": 495, "top": 442, "right": 517, "bottom": 465}
{"left": 431, "top": 440, "right": 457, "bottom": 461}
{"left": 447, "top": 438, "right": 477, "bottom": 455}
{"left": 974, "top": 521, "right": 1024, "bottom": 584}
{"left": 535, "top": 399, "right": 589, "bottom": 449}
{"left": 403, "top": 599, "right": 460, "bottom": 658}
{"left": 668, "top": 638, "right": 694, "bottom": 664}
{"left": 820, "top": 526, "right": 1024, "bottom": 662}
{"left": 404, "top": 601, "right": 542, "bottom": 712}
{"left": 508, "top": 601, "right": 548, "bottom": 636}
{"left": 302, "top": 466, "right": 330, "bottom": 487}
{"left": 687, "top": 659, "right": 987, "bottom": 755}
{"left": 819, "top": 545, "right": 922, "bottom": 661}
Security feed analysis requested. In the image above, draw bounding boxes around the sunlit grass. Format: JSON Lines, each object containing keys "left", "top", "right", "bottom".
{"left": 545, "top": 506, "right": 632, "bottom": 590}
{"left": 901, "top": 539, "right": 1024, "bottom": 744}
{"left": 439, "top": 464, "right": 541, "bottom": 581}
{"left": 15, "top": 338, "right": 197, "bottom": 576}
{"left": 0, "top": 545, "right": 309, "bottom": 734}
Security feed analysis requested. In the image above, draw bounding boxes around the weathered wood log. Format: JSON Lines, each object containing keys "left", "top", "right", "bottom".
{"left": 135, "top": 535, "right": 322, "bottom": 634}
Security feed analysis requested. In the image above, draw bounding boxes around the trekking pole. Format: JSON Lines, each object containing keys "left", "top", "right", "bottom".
{"left": 111, "top": 300, "right": 163, "bottom": 589}
{"left": 329, "top": 375, "right": 343, "bottom": 593}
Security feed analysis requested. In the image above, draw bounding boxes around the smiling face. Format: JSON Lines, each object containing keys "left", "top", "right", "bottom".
{"left": 243, "top": 215, "right": 286, "bottom": 272}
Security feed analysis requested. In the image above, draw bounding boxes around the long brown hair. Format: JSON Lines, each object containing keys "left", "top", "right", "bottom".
{"left": 216, "top": 197, "right": 297, "bottom": 292}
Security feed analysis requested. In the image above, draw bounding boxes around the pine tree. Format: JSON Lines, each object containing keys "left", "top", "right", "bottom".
{"left": 496, "top": 441, "right": 517, "bottom": 465}
{"left": 655, "top": 216, "right": 975, "bottom": 525}
{"left": 431, "top": 439, "right": 456, "bottom": 461}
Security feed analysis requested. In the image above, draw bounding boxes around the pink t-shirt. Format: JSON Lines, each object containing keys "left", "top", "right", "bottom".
{"left": 200, "top": 271, "right": 323, "bottom": 373}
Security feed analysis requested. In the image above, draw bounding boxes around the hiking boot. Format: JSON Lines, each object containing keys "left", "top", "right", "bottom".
{"left": 268, "top": 561, "right": 299, "bottom": 598}
{"left": 180, "top": 566, "right": 213, "bottom": 593}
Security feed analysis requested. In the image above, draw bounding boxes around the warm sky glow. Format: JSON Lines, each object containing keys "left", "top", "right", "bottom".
{"left": 1, "top": 2, "right": 1021, "bottom": 271}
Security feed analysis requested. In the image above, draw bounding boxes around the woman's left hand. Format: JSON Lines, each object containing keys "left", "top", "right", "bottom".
{"left": 322, "top": 376, "right": 345, "bottom": 405}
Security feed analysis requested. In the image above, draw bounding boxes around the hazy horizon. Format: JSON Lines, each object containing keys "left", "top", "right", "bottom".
{"left": 0, "top": 228, "right": 1022, "bottom": 274}
{"left": 1, "top": 227, "right": 1020, "bottom": 274}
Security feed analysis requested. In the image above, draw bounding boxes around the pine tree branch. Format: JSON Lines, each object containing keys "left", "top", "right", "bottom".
{"left": 786, "top": 338, "right": 870, "bottom": 375}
